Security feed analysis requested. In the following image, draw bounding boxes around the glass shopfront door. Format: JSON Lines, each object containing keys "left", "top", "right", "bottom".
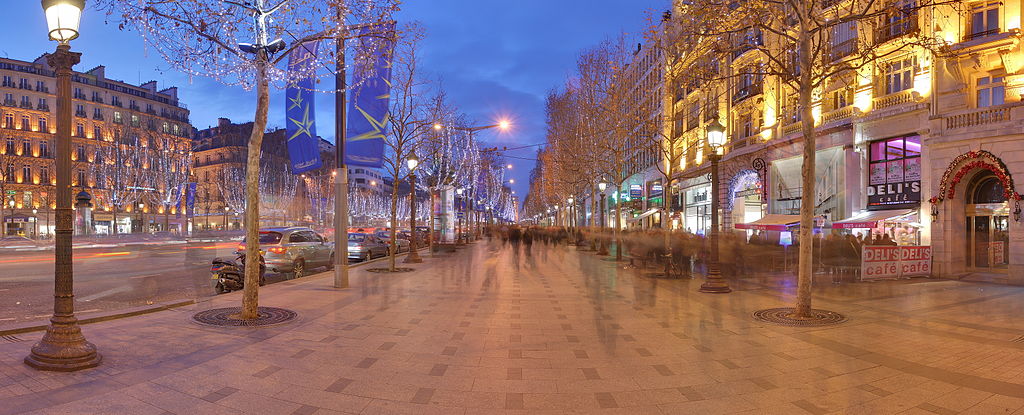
{"left": 965, "top": 173, "right": 1009, "bottom": 272}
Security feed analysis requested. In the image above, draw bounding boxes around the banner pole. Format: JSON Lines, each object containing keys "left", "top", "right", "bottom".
{"left": 333, "top": 6, "right": 349, "bottom": 289}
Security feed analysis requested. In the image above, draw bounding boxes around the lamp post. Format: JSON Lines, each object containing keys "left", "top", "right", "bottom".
{"left": 26, "top": 0, "right": 100, "bottom": 371}
{"left": 32, "top": 208, "right": 38, "bottom": 239}
{"left": 405, "top": 153, "right": 422, "bottom": 263}
{"left": 223, "top": 206, "right": 230, "bottom": 230}
{"left": 455, "top": 187, "right": 464, "bottom": 245}
{"left": 598, "top": 181, "right": 608, "bottom": 255}
{"left": 699, "top": 119, "right": 731, "bottom": 294}
{"left": 137, "top": 202, "right": 146, "bottom": 234}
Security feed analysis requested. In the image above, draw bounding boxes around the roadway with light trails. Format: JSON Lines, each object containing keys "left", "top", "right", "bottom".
{"left": 0, "top": 241, "right": 312, "bottom": 325}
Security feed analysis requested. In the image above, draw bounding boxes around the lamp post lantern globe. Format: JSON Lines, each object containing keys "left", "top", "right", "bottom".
{"left": 26, "top": 0, "right": 101, "bottom": 372}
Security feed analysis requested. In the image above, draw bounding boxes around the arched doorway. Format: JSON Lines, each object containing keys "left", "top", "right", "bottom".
{"left": 965, "top": 171, "right": 1010, "bottom": 271}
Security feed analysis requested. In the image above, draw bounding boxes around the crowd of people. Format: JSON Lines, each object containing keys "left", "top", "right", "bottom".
{"left": 483, "top": 224, "right": 915, "bottom": 278}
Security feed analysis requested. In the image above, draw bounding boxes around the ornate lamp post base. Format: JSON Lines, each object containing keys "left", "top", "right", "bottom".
{"left": 698, "top": 277, "right": 733, "bottom": 293}
{"left": 25, "top": 316, "right": 101, "bottom": 371}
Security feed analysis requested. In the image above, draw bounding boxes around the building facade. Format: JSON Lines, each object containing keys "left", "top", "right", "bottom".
{"left": 0, "top": 55, "right": 192, "bottom": 236}
{"left": 583, "top": 1, "right": 1024, "bottom": 285}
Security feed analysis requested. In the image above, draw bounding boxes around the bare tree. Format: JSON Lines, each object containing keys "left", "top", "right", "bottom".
{"left": 96, "top": 129, "right": 144, "bottom": 234}
{"left": 100, "top": 0, "right": 398, "bottom": 318}
{"left": 380, "top": 26, "right": 432, "bottom": 272}
{"left": 150, "top": 145, "right": 192, "bottom": 234}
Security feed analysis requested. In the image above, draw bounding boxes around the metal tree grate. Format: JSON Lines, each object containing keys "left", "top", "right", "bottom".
{"left": 752, "top": 308, "right": 847, "bottom": 327}
{"left": 192, "top": 307, "right": 297, "bottom": 328}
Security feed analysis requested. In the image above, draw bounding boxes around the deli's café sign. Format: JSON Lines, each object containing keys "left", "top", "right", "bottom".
{"left": 867, "top": 180, "right": 920, "bottom": 208}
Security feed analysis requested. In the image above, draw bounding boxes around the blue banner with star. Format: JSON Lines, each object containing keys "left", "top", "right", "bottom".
{"left": 286, "top": 40, "right": 323, "bottom": 175}
{"left": 345, "top": 23, "right": 396, "bottom": 168}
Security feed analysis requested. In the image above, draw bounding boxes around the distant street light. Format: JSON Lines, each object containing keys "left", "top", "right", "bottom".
{"left": 405, "top": 152, "right": 422, "bottom": 263}
{"left": 699, "top": 119, "right": 731, "bottom": 294}
{"left": 27, "top": 0, "right": 101, "bottom": 372}
{"left": 598, "top": 180, "right": 608, "bottom": 255}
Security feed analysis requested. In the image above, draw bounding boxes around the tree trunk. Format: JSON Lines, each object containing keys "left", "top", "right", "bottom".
{"left": 614, "top": 180, "right": 623, "bottom": 261}
{"left": 241, "top": 56, "right": 270, "bottom": 320}
{"left": 164, "top": 207, "right": 169, "bottom": 233}
{"left": 112, "top": 211, "right": 118, "bottom": 235}
{"left": 794, "top": 14, "right": 816, "bottom": 319}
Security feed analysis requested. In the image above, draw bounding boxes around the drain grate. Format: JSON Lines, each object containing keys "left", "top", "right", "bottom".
{"left": 1, "top": 335, "right": 26, "bottom": 343}
{"left": 753, "top": 308, "right": 848, "bottom": 327}
{"left": 366, "top": 267, "right": 414, "bottom": 273}
{"left": 192, "top": 307, "right": 297, "bottom": 328}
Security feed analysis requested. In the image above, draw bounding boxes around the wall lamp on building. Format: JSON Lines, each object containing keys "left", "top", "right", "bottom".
{"left": 1014, "top": 201, "right": 1021, "bottom": 222}
{"left": 931, "top": 203, "right": 939, "bottom": 222}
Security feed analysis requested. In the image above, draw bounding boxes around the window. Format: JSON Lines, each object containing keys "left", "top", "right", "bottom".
{"left": 877, "top": 0, "right": 918, "bottom": 43}
{"left": 20, "top": 116, "right": 29, "bottom": 130}
{"left": 37, "top": 98, "right": 47, "bottom": 110}
{"left": 76, "top": 170, "right": 86, "bottom": 187}
{"left": 868, "top": 135, "right": 922, "bottom": 208}
{"left": 113, "top": 111, "right": 122, "bottom": 124}
{"left": 75, "top": 123, "right": 84, "bottom": 137}
{"left": 131, "top": 114, "right": 139, "bottom": 127}
{"left": 830, "top": 21, "right": 857, "bottom": 60}
{"left": 76, "top": 145, "right": 86, "bottom": 161}
{"left": 976, "top": 75, "right": 1004, "bottom": 107}
{"left": 883, "top": 57, "right": 915, "bottom": 95}
{"left": 969, "top": 1, "right": 1000, "bottom": 40}
{"left": 5, "top": 137, "right": 14, "bottom": 154}
{"left": 39, "top": 141, "right": 49, "bottom": 158}
{"left": 22, "top": 165, "right": 30, "bottom": 181}
{"left": 5, "top": 164, "right": 13, "bottom": 182}
{"left": 38, "top": 117, "right": 47, "bottom": 132}
{"left": 39, "top": 166, "right": 49, "bottom": 183}
{"left": 3, "top": 93, "right": 12, "bottom": 105}
{"left": 22, "top": 139, "right": 30, "bottom": 155}
{"left": 3, "top": 113, "right": 13, "bottom": 128}
{"left": 75, "top": 104, "right": 85, "bottom": 116}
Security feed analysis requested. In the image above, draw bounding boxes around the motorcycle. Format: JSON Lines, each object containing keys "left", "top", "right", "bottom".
{"left": 211, "top": 253, "right": 267, "bottom": 294}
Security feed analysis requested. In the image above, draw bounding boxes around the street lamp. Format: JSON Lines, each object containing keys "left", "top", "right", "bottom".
{"left": 699, "top": 118, "right": 731, "bottom": 294}
{"left": 32, "top": 208, "right": 38, "bottom": 239}
{"left": 223, "top": 206, "right": 230, "bottom": 230}
{"left": 456, "top": 187, "right": 464, "bottom": 244}
{"left": 598, "top": 180, "right": 608, "bottom": 255}
{"left": 405, "top": 153, "right": 422, "bottom": 263}
{"left": 138, "top": 202, "right": 147, "bottom": 233}
{"left": 27, "top": 0, "right": 101, "bottom": 372}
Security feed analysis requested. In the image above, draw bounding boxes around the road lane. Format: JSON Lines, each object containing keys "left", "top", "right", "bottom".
{"left": 0, "top": 241, "right": 312, "bottom": 325}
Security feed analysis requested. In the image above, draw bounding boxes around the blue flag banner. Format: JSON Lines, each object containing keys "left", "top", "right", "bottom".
{"left": 345, "top": 23, "right": 397, "bottom": 168}
{"left": 185, "top": 182, "right": 197, "bottom": 217}
{"left": 286, "top": 40, "right": 323, "bottom": 174}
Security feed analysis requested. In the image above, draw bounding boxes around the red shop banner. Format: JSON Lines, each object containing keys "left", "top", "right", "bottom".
{"left": 861, "top": 246, "right": 932, "bottom": 281}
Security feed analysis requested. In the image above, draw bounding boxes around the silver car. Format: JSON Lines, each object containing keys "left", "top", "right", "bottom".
{"left": 238, "top": 227, "right": 334, "bottom": 278}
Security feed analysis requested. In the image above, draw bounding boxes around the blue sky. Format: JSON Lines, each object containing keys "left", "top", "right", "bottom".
{"left": 0, "top": 1, "right": 666, "bottom": 198}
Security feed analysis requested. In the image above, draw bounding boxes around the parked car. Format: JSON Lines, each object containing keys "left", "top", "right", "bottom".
{"left": 237, "top": 227, "right": 334, "bottom": 278}
{"left": 375, "top": 230, "right": 410, "bottom": 253}
{"left": 348, "top": 233, "right": 389, "bottom": 261}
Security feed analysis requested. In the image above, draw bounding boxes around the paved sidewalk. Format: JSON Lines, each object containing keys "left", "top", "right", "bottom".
{"left": 1, "top": 241, "right": 1024, "bottom": 414}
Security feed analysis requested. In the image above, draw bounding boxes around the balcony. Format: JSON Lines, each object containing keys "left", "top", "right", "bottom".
{"left": 92, "top": 96, "right": 104, "bottom": 104}
{"left": 3, "top": 99, "right": 16, "bottom": 107}
{"left": 945, "top": 106, "right": 1011, "bottom": 130}
{"left": 93, "top": 113, "right": 104, "bottom": 121}
{"left": 19, "top": 102, "right": 33, "bottom": 110}
{"left": 1, "top": 80, "right": 13, "bottom": 88}
{"left": 873, "top": 89, "right": 918, "bottom": 110}
{"left": 73, "top": 92, "right": 87, "bottom": 100}
{"left": 37, "top": 104, "right": 50, "bottom": 112}
{"left": 874, "top": 17, "right": 918, "bottom": 44}
{"left": 129, "top": 105, "right": 141, "bottom": 112}
{"left": 732, "top": 83, "right": 762, "bottom": 103}
{"left": 112, "top": 100, "right": 122, "bottom": 108}
{"left": 820, "top": 106, "right": 858, "bottom": 126}
{"left": 964, "top": 28, "right": 999, "bottom": 42}
{"left": 828, "top": 38, "right": 857, "bottom": 61}
{"left": 75, "top": 110, "right": 87, "bottom": 118}
{"left": 728, "top": 134, "right": 759, "bottom": 151}
{"left": 36, "top": 86, "right": 49, "bottom": 93}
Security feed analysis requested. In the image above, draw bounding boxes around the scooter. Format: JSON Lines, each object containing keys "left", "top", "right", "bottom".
{"left": 211, "top": 253, "right": 266, "bottom": 294}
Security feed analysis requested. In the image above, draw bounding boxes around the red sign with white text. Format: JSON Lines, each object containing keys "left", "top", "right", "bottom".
{"left": 861, "top": 246, "right": 931, "bottom": 281}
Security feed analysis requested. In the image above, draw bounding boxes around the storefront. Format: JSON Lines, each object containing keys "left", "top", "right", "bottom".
{"left": 682, "top": 179, "right": 712, "bottom": 235}
{"left": 769, "top": 147, "right": 846, "bottom": 221}
{"left": 4, "top": 214, "right": 36, "bottom": 237}
{"left": 728, "top": 169, "right": 765, "bottom": 232}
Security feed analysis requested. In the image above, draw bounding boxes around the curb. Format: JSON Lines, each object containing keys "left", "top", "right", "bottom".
{"left": 0, "top": 299, "right": 196, "bottom": 337}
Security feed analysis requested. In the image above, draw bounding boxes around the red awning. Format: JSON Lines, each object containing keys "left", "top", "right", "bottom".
{"left": 831, "top": 209, "right": 915, "bottom": 229}
{"left": 735, "top": 214, "right": 801, "bottom": 231}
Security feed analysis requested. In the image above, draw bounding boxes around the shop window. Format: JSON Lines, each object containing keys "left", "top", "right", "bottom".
{"left": 968, "top": 1, "right": 1000, "bottom": 40}
{"left": 868, "top": 135, "right": 921, "bottom": 208}
{"left": 976, "top": 75, "right": 1004, "bottom": 107}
